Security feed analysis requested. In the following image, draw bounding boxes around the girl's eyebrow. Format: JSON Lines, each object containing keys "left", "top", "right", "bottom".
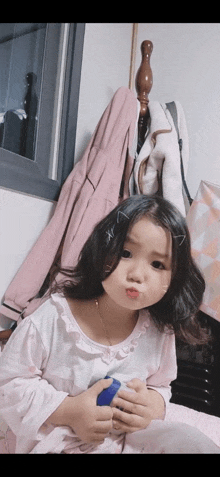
{"left": 124, "top": 235, "right": 138, "bottom": 244}
{"left": 153, "top": 251, "right": 171, "bottom": 260}
{"left": 125, "top": 235, "right": 171, "bottom": 259}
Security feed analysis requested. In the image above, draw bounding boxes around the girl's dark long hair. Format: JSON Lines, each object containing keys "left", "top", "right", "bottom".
{"left": 50, "top": 194, "right": 208, "bottom": 345}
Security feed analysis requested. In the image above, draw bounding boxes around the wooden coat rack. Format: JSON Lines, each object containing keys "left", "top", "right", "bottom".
{"left": 135, "top": 40, "right": 153, "bottom": 146}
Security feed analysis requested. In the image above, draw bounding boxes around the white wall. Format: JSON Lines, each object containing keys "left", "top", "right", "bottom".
{"left": 0, "top": 23, "right": 133, "bottom": 304}
{"left": 74, "top": 23, "right": 133, "bottom": 162}
{"left": 0, "top": 188, "right": 55, "bottom": 302}
{"left": 135, "top": 23, "right": 220, "bottom": 198}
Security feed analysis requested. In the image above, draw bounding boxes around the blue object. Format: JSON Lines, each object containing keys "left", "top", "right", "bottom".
{"left": 97, "top": 376, "right": 121, "bottom": 406}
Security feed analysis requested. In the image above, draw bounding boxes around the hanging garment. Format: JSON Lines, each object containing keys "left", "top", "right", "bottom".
{"left": 0, "top": 87, "right": 138, "bottom": 323}
{"left": 186, "top": 180, "right": 220, "bottom": 322}
{"left": 131, "top": 101, "right": 189, "bottom": 216}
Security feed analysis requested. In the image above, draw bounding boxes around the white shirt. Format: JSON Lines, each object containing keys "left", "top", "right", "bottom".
{"left": 0, "top": 293, "right": 177, "bottom": 453}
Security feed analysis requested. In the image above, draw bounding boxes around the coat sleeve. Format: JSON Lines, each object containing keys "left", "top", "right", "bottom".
{"left": 0, "top": 318, "right": 68, "bottom": 443}
{"left": 146, "top": 332, "right": 177, "bottom": 412}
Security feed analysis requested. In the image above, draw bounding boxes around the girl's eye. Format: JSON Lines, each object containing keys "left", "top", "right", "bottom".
{"left": 121, "top": 249, "right": 132, "bottom": 259}
{"left": 152, "top": 261, "right": 165, "bottom": 270}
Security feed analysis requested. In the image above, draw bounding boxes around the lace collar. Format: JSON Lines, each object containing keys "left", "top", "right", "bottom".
{"left": 51, "top": 293, "right": 150, "bottom": 365}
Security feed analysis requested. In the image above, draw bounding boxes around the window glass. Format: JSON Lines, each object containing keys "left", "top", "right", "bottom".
{"left": 0, "top": 23, "right": 85, "bottom": 201}
{"left": 0, "top": 23, "right": 46, "bottom": 160}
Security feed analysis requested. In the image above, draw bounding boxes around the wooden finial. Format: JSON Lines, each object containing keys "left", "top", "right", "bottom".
{"left": 135, "top": 40, "right": 153, "bottom": 144}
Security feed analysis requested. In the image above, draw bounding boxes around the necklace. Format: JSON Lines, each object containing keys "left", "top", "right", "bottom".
{"left": 95, "top": 298, "right": 113, "bottom": 347}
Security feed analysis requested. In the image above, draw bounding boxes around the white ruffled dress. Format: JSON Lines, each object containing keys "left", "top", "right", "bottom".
{"left": 0, "top": 293, "right": 177, "bottom": 453}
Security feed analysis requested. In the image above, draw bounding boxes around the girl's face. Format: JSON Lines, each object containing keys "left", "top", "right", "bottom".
{"left": 102, "top": 217, "right": 172, "bottom": 311}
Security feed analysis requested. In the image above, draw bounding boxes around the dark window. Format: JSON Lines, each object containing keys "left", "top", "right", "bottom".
{"left": 0, "top": 23, "right": 85, "bottom": 201}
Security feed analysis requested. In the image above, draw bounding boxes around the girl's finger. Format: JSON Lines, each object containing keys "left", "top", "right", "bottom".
{"left": 112, "top": 419, "right": 139, "bottom": 434}
{"left": 112, "top": 396, "right": 146, "bottom": 417}
{"left": 126, "top": 378, "right": 146, "bottom": 393}
{"left": 91, "top": 435, "right": 106, "bottom": 444}
{"left": 94, "top": 419, "right": 113, "bottom": 433}
{"left": 112, "top": 407, "right": 143, "bottom": 427}
{"left": 115, "top": 389, "right": 147, "bottom": 406}
{"left": 96, "top": 405, "right": 113, "bottom": 421}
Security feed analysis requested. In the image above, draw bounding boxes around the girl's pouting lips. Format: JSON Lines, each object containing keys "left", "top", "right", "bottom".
{"left": 126, "top": 288, "right": 140, "bottom": 299}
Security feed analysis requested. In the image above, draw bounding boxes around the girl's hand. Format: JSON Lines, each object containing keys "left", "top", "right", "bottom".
{"left": 47, "top": 378, "right": 113, "bottom": 444}
{"left": 111, "top": 378, "right": 165, "bottom": 433}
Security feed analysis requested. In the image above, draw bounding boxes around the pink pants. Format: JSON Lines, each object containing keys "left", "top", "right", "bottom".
{"left": 122, "top": 421, "right": 220, "bottom": 454}
{"left": 88, "top": 421, "right": 220, "bottom": 454}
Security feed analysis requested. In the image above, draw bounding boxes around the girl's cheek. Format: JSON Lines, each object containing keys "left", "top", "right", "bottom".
{"left": 161, "top": 275, "right": 172, "bottom": 296}
{"left": 162, "top": 284, "right": 169, "bottom": 293}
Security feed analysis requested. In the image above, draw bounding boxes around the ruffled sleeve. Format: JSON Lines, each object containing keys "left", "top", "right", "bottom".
{"left": 0, "top": 317, "right": 68, "bottom": 453}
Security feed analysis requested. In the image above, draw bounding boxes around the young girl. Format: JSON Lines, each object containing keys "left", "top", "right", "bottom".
{"left": 0, "top": 194, "right": 219, "bottom": 454}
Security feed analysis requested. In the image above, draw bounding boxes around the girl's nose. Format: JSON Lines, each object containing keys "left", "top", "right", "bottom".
{"left": 127, "top": 261, "right": 146, "bottom": 284}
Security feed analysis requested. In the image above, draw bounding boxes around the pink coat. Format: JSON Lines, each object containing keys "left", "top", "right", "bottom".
{"left": 0, "top": 87, "right": 137, "bottom": 322}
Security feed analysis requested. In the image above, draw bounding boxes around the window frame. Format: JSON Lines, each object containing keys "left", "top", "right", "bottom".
{"left": 0, "top": 23, "right": 85, "bottom": 201}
